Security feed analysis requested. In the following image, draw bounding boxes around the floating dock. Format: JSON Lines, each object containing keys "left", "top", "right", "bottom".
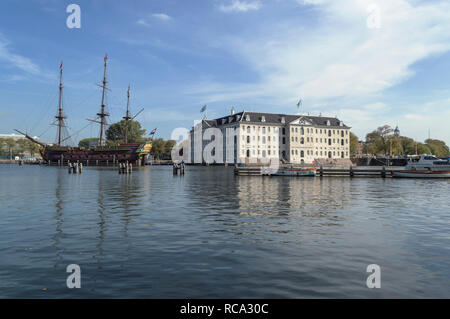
{"left": 234, "top": 165, "right": 405, "bottom": 177}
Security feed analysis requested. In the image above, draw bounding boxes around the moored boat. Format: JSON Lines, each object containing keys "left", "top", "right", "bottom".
{"left": 392, "top": 155, "right": 450, "bottom": 178}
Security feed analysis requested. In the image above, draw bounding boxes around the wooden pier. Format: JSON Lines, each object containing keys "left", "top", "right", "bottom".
{"left": 235, "top": 165, "right": 404, "bottom": 177}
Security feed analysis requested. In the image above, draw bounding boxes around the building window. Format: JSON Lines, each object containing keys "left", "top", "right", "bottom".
{"left": 262, "top": 150, "right": 266, "bottom": 157}
{"left": 300, "top": 137, "right": 304, "bottom": 144}
{"left": 262, "top": 136, "right": 266, "bottom": 144}
{"left": 282, "top": 128, "right": 286, "bottom": 135}
{"left": 300, "top": 127, "right": 304, "bottom": 135}
{"left": 246, "top": 115, "right": 250, "bottom": 121}
{"left": 328, "top": 151, "right": 332, "bottom": 158}
{"left": 247, "top": 136, "right": 250, "bottom": 143}
{"left": 262, "top": 127, "right": 266, "bottom": 134}
{"left": 261, "top": 116, "right": 265, "bottom": 122}
{"left": 341, "top": 131, "right": 344, "bottom": 137}
{"left": 341, "top": 139, "right": 344, "bottom": 146}
{"left": 300, "top": 150, "right": 304, "bottom": 157}
{"left": 341, "top": 151, "right": 344, "bottom": 158}
{"left": 328, "top": 139, "right": 331, "bottom": 145}
{"left": 326, "top": 120, "right": 331, "bottom": 126}
{"left": 282, "top": 137, "right": 286, "bottom": 144}
{"left": 328, "top": 130, "right": 331, "bottom": 137}
{"left": 246, "top": 150, "right": 250, "bottom": 157}
{"left": 295, "top": 137, "right": 298, "bottom": 142}
{"left": 281, "top": 116, "right": 286, "bottom": 124}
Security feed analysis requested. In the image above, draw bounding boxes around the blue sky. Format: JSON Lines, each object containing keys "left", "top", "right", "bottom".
{"left": 1, "top": 0, "right": 450, "bottom": 145}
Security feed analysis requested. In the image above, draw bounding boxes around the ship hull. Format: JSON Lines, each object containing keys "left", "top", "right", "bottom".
{"left": 392, "top": 170, "right": 450, "bottom": 178}
{"left": 42, "top": 143, "right": 150, "bottom": 165}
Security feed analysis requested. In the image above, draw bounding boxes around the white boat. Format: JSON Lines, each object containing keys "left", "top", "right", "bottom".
{"left": 263, "top": 166, "right": 318, "bottom": 176}
{"left": 392, "top": 155, "right": 450, "bottom": 178}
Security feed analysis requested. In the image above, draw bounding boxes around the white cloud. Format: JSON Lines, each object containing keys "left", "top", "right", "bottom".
{"left": 136, "top": 19, "right": 150, "bottom": 27}
{"left": 152, "top": 13, "right": 172, "bottom": 21}
{"left": 219, "top": 1, "right": 261, "bottom": 13}
{"left": 0, "top": 35, "right": 41, "bottom": 75}
{"left": 240, "top": 0, "right": 450, "bottom": 100}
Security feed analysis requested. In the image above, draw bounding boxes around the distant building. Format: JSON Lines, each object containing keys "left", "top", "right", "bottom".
{"left": 0, "top": 133, "right": 40, "bottom": 141}
{"left": 189, "top": 110, "right": 351, "bottom": 164}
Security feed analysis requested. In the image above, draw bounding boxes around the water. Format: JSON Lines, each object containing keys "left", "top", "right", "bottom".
{"left": 0, "top": 164, "right": 449, "bottom": 298}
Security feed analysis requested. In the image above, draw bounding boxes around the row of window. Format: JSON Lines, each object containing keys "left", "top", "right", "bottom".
{"left": 291, "top": 137, "right": 348, "bottom": 145}
{"left": 242, "top": 148, "right": 349, "bottom": 158}
{"left": 291, "top": 127, "right": 348, "bottom": 137}
{"left": 242, "top": 126, "right": 348, "bottom": 137}
{"left": 290, "top": 150, "right": 349, "bottom": 158}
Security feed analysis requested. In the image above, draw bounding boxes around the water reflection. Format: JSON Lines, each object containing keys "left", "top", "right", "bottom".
{"left": 52, "top": 169, "right": 65, "bottom": 269}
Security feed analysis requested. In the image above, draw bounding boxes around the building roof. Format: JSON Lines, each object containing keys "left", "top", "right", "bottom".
{"left": 203, "top": 111, "right": 350, "bottom": 129}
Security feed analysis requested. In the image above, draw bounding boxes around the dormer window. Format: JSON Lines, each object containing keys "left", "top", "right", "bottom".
{"left": 281, "top": 116, "right": 285, "bottom": 124}
{"left": 236, "top": 115, "right": 241, "bottom": 121}
{"left": 326, "top": 120, "right": 331, "bottom": 126}
{"left": 245, "top": 115, "right": 250, "bottom": 121}
{"left": 339, "top": 121, "right": 343, "bottom": 126}
{"left": 261, "top": 116, "right": 265, "bottom": 122}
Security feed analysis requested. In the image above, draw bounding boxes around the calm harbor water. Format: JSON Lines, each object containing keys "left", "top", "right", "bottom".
{"left": 0, "top": 164, "right": 449, "bottom": 298}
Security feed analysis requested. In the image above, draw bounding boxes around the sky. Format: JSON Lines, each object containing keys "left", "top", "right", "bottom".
{"left": 0, "top": 0, "right": 450, "bottom": 145}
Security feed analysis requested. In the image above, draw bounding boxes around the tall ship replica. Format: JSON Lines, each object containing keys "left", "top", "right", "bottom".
{"left": 16, "top": 54, "right": 152, "bottom": 165}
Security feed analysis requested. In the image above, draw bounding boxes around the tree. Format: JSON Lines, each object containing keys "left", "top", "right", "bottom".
{"left": 365, "top": 125, "right": 393, "bottom": 155}
{"left": 78, "top": 138, "right": 99, "bottom": 149}
{"left": 417, "top": 143, "right": 431, "bottom": 154}
{"left": 350, "top": 132, "right": 359, "bottom": 154}
{"left": 4, "top": 138, "right": 16, "bottom": 159}
{"left": 425, "top": 139, "right": 449, "bottom": 157}
{"left": 106, "top": 120, "right": 146, "bottom": 143}
{"left": 150, "top": 138, "right": 176, "bottom": 160}
{"left": 399, "top": 136, "right": 416, "bottom": 155}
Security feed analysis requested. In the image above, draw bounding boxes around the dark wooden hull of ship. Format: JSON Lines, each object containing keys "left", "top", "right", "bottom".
{"left": 42, "top": 146, "right": 144, "bottom": 165}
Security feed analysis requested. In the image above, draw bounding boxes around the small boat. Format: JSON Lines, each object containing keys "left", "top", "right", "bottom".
{"left": 392, "top": 154, "right": 450, "bottom": 178}
{"left": 263, "top": 166, "right": 318, "bottom": 176}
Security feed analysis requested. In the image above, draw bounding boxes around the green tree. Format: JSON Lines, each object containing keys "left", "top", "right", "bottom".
{"left": 106, "top": 120, "right": 146, "bottom": 143}
{"left": 399, "top": 136, "right": 416, "bottom": 155}
{"left": 350, "top": 132, "right": 359, "bottom": 154}
{"left": 4, "top": 138, "right": 16, "bottom": 158}
{"left": 365, "top": 125, "right": 393, "bottom": 155}
{"left": 78, "top": 138, "right": 99, "bottom": 149}
{"left": 26, "top": 140, "right": 40, "bottom": 157}
{"left": 417, "top": 143, "right": 431, "bottom": 154}
{"left": 425, "top": 139, "right": 449, "bottom": 157}
{"left": 150, "top": 138, "right": 176, "bottom": 160}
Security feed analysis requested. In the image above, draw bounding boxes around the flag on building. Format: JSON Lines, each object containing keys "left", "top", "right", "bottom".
{"left": 149, "top": 128, "right": 157, "bottom": 136}
{"left": 200, "top": 105, "right": 207, "bottom": 113}
{"left": 296, "top": 99, "right": 302, "bottom": 109}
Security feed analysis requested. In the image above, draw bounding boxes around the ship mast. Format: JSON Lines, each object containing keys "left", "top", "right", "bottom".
{"left": 122, "top": 85, "right": 144, "bottom": 144}
{"left": 97, "top": 54, "right": 110, "bottom": 146}
{"left": 55, "top": 61, "right": 66, "bottom": 146}
{"left": 123, "top": 85, "right": 131, "bottom": 144}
